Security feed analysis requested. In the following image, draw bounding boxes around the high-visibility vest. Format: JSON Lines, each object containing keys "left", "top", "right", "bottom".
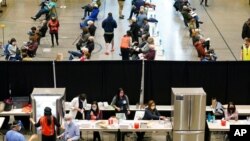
{"left": 242, "top": 44, "right": 250, "bottom": 61}
{"left": 40, "top": 116, "right": 54, "bottom": 136}
{"left": 120, "top": 36, "right": 131, "bottom": 48}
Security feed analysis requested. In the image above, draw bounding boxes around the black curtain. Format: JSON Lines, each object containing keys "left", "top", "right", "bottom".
{"left": 8, "top": 62, "right": 54, "bottom": 98}
{"left": 55, "top": 61, "right": 103, "bottom": 102}
{"left": 186, "top": 61, "right": 228, "bottom": 104}
{"left": 0, "top": 62, "right": 10, "bottom": 100}
{"left": 144, "top": 61, "right": 188, "bottom": 105}
{"left": 227, "top": 62, "right": 250, "bottom": 104}
{"left": 101, "top": 61, "right": 142, "bottom": 105}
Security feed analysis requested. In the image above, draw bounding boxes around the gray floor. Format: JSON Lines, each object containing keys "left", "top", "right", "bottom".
{"left": 0, "top": 0, "right": 249, "bottom": 61}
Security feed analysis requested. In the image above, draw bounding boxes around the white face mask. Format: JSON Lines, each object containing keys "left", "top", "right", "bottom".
{"left": 92, "top": 107, "right": 97, "bottom": 111}
{"left": 66, "top": 121, "right": 71, "bottom": 125}
{"left": 18, "top": 126, "right": 21, "bottom": 131}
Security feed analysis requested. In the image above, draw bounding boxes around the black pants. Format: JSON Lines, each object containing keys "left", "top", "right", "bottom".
{"left": 136, "top": 132, "right": 145, "bottom": 141}
{"left": 121, "top": 48, "right": 130, "bottom": 60}
{"left": 42, "top": 134, "right": 56, "bottom": 141}
{"left": 93, "top": 131, "right": 101, "bottom": 141}
{"left": 200, "top": 0, "right": 208, "bottom": 5}
{"left": 50, "top": 32, "right": 59, "bottom": 46}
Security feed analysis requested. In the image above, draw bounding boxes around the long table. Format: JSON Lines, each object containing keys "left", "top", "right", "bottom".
{"left": 0, "top": 108, "right": 31, "bottom": 116}
{"left": 207, "top": 120, "right": 250, "bottom": 132}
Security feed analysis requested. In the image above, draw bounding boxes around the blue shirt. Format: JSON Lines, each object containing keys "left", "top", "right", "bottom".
{"left": 62, "top": 122, "right": 80, "bottom": 141}
{"left": 5, "top": 130, "right": 26, "bottom": 141}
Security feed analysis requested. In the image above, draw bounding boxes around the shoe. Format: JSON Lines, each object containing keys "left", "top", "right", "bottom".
{"left": 205, "top": 5, "right": 209, "bottom": 7}
{"left": 119, "top": 16, "right": 124, "bottom": 19}
{"left": 105, "top": 52, "right": 109, "bottom": 55}
{"left": 111, "top": 49, "right": 114, "bottom": 52}
{"left": 56, "top": 42, "right": 59, "bottom": 46}
{"left": 198, "top": 21, "right": 204, "bottom": 24}
{"left": 31, "top": 17, "right": 36, "bottom": 21}
{"left": 81, "top": 17, "right": 85, "bottom": 20}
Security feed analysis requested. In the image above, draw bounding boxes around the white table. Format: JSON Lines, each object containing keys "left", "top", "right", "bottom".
{"left": 0, "top": 117, "right": 5, "bottom": 128}
{"left": 0, "top": 108, "right": 31, "bottom": 116}
{"left": 207, "top": 120, "right": 250, "bottom": 132}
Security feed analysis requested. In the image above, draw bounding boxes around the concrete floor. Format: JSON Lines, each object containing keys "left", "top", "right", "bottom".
{"left": 0, "top": 0, "right": 249, "bottom": 61}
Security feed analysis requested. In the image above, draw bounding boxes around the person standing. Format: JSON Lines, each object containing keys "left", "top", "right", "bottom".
{"left": 48, "top": 15, "right": 60, "bottom": 47}
{"left": 102, "top": 12, "right": 117, "bottom": 55}
{"left": 30, "top": 107, "right": 61, "bottom": 141}
{"left": 242, "top": 18, "right": 250, "bottom": 40}
{"left": 120, "top": 31, "right": 132, "bottom": 60}
{"left": 69, "top": 93, "right": 87, "bottom": 120}
{"left": 57, "top": 114, "right": 80, "bottom": 141}
{"left": 111, "top": 88, "right": 130, "bottom": 117}
{"left": 241, "top": 38, "right": 250, "bottom": 61}
{"left": 118, "top": 0, "right": 125, "bottom": 19}
{"left": 200, "top": 0, "right": 208, "bottom": 7}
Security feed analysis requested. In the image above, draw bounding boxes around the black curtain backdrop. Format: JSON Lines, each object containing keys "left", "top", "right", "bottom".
{"left": 55, "top": 61, "right": 142, "bottom": 105}
{"left": 8, "top": 62, "right": 54, "bottom": 98}
{"left": 0, "top": 62, "right": 10, "bottom": 100}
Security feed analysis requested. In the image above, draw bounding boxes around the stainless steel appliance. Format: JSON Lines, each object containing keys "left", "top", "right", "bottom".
{"left": 171, "top": 88, "right": 206, "bottom": 141}
{"left": 31, "top": 88, "right": 65, "bottom": 133}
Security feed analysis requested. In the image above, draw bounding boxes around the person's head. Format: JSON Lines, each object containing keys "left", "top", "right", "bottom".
{"left": 51, "top": 15, "right": 56, "bottom": 21}
{"left": 93, "top": 3, "right": 98, "bottom": 8}
{"left": 87, "top": 20, "right": 94, "bottom": 26}
{"left": 31, "top": 26, "right": 37, "bottom": 32}
{"left": 64, "top": 114, "right": 72, "bottom": 125}
{"left": 44, "top": 107, "right": 52, "bottom": 116}
{"left": 82, "top": 27, "right": 89, "bottom": 34}
{"left": 140, "top": 6, "right": 145, "bottom": 11}
{"left": 148, "top": 100, "right": 156, "bottom": 111}
{"left": 147, "top": 37, "right": 154, "bottom": 45}
{"left": 10, "top": 38, "right": 17, "bottom": 46}
{"left": 117, "top": 88, "right": 124, "bottom": 98}
{"left": 227, "top": 102, "right": 236, "bottom": 114}
{"left": 88, "top": 36, "right": 94, "bottom": 42}
{"left": 142, "top": 33, "right": 150, "bottom": 41}
{"left": 55, "top": 53, "right": 63, "bottom": 61}
{"left": 11, "top": 120, "right": 22, "bottom": 131}
{"left": 139, "top": 9, "right": 144, "bottom": 14}
{"left": 211, "top": 97, "right": 218, "bottom": 108}
{"left": 126, "top": 30, "right": 131, "bottom": 36}
{"left": 148, "top": 44, "right": 155, "bottom": 50}
{"left": 79, "top": 93, "right": 87, "bottom": 101}
{"left": 245, "top": 38, "right": 250, "bottom": 47}
{"left": 108, "top": 12, "right": 112, "bottom": 17}
{"left": 131, "top": 17, "right": 137, "bottom": 23}
{"left": 91, "top": 101, "right": 99, "bottom": 112}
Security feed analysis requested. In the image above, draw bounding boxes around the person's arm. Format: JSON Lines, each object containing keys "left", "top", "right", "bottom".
{"left": 70, "top": 98, "right": 78, "bottom": 111}
{"left": 111, "top": 96, "right": 121, "bottom": 111}
{"left": 69, "top": 125, "right": 80, "bottom": 141}
{"left": 30, "top": 117, "right": 41, "bottom": 127}
{"left": 125, "top": 95, "right": 130, "bottom": 110}
{"left": 114, "top": 20, "right": 117, "bottom": 29}
{"left": 53, "top": 116, "right": 61, "bottom": 128}
{"left": 83, "top": 99, "right": 87, "bottom": 109}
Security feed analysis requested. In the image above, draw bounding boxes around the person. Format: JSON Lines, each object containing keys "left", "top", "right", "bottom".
{"left": 242, "top": 18, "right": 250, "bottom": 40}
{"left": 200, "top": 0, "right": 208, "bottom": 7}
{"left": 80, "top": 4, "right": 99, "bottom": 27}
{"left": 57, "top": 114, "right": 80, "bottom": 141}
{"left": 111, "top": 88, "right": 130, "bottom": 117}
{"left": 225, "top": 102, "right": 238, "bottom": 121}
{"left": 69, "top": 93, "right": 87, "bottom": 120}
{"left": 30, "top": 107, "right": 61, "bottom": 141}
{"left": 87, "top": 101, "right": 102, "bottom": 141}
{"left": 120, "top": 31, "right": 132, "bottom": 60}
{"left": 31, "top": 0, "right": 57, "bottom": 21}
{"left": 8, "top": 38, "right": 21, "bottom": 61}
{"left": 118, "top": 0, "right": 125, "bottom": 19}
{"left": 131, "top": 33, "right": 150, "bottom": 60}
{"left": 55, "top": 53, "right": 64, "bottom": 61}
{"left": 130, "top": 17, "right": 140, "bottom": 43}
{"left": 81, "top": 2, "right": 95, "bottom": 20}
{"left": 137, "top": 100, "right": 166, "bottom": 141}
{"left": 76, "top": 27, "right": 90, "bottom": 50}
{"left": 22, "top": 36, "right": 39, "bottom": 57}
{"left": 5, "top": 120, "right": 25, "bottom": 141}
{"left": 136, "top": 9, "right": 147, "bottom": 28}
{"left": 142, "top": 44, "right": 156, "bottom": 60}
{"left": 128, "top": 0, "right": 145, "bottom": 20}
{"left": 102, "top": 13, "right": 117, "bottom": 55}
{"left": 241, "top": 38, "right": 250, "bottom": 61}
{"left": 38, "top": 20, "right": 48, "bottom": 45}
{"left": 139, "top": 18, "right": 149, "bottom": 37}
{"left": 211, "top": 97, "right": 224, "bottom": 115}
{"left": 48, "top": 15, "right": 60, "bottom": 47}
{"left": 87, "top": 20, "right": 97, "bottom": 36}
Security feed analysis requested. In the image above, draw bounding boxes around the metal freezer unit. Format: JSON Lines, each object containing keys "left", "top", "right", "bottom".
{"left": 171, "top": 88, "right": 206, "bottom": 141}
{"left": 31, "top": 88, "right": 66, "bottom": 132}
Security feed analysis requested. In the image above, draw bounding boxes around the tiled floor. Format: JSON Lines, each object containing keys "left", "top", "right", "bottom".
{"left": 0, "top": 0, "right": 249, "bottom": 61}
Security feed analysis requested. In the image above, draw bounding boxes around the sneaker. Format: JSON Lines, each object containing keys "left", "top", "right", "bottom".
{"left": 31, "top": 17, "right": 36, "bottom": 21}
{"left": 205, "top": 5, "right": 209, "bottom": 7}
{"left": 119, "top": 16, "right": 124, "bottom": 19}
{"left": 198, "top": 21, "right": 204, "bottom": 24}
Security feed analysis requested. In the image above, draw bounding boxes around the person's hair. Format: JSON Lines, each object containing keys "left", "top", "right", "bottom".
{"left": 227, "top": 101, "right": 236, "bottom": 114}
{"left": 44, "top": 107, "right": 52, "bottom": 126}
{"left": 79, "top": 93, "right": 87, "bottom": 101}
{"left": 147, "top": 37, "right": 154, "bottom": 44}
{"left": 211, "top": 97, "right": 217, "bottom": 101}
{"left": 91, "top": 101, "right": 100, "bottom": 114}
{"left": 116, "top": 88, "right": 124, "bottom": 99}
{"left": 126, "top": 30, "right": 131, "bottom": 36}
{"left": 82, "top": 27, "right": 89, "bottom": 34}
{"left": 148, "top": 100, "right": 156, "bottom": 111}
{"left": 88, "top": 36, "right": 94, "bottom": 42}
{"left": 108, "top": 12, "right": 112, "bottom": 17}
{"left": 246, "top": 38, "right": 250, "bottom": 43}
{"left": 11, "top": 120, "right": 21, "bottom": 129}
{"left": 87, "top": 20, "right": 94, "bottom": 25}
{"left": 55, "top": 53, "right": 63, "bottom": 61}
{"left": 10, "top": 38, "right": 16, "bottom": 44}
{"left": 31, "top": 26, "right": 37, "bottom": 31}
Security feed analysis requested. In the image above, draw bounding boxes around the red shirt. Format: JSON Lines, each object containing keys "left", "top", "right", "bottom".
{"left": 48, "top": 19, "right": 60, "bottom": 33}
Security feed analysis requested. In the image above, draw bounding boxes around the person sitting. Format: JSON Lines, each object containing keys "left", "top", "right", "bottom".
{"left": 136, "top": 9, "right": 147, "bottom": 28}
{"left": 80, "top": 4, "right": 99, "bottom": 28}
{"left": 5, "top": 120, "right": 25, "bottom": 141}
{"left": 130, "top": 17, "right": 140, "bottom": 43}
{"left": 31, "top": 0, "right": 57, "bottom": 21}
{"left": 22, "top": 36, "right": 39, "bottom": 57}
{"left": 136, "top": 100, "right": 166, "bottom": 141}
{"left": 211, "top": 97, "right": 224, "bottom": 115}
{"left": 241, "top": 38, "right": 250, "bottom": 61}
{"left": 57, "top": 114, "right": 80, "bottom": 141}
{"left": 128, "top": 0, "right": 145, "bottom": 20}
{"left": 87, "top": 20, "right": 97, "bottom": 36}
{"left": 141, "top": 44, "right": 156, "bottom": 60}
{"left": 130, "top": 33, "right": 150, "bottom": 60}
{"left": 38, "top": 20, "right": 48, "bottom": 45}
{"left": 81, "top": 2, "right": 95, "bottom": 20}
{"left": 225, "top": 102, "right": 238, "bottom": 121}
{"left": 76, "top": 27, "right": 90, "bottom": 50}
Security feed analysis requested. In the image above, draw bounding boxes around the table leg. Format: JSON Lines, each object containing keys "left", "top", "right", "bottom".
{"left": 117, "top": 130, "right": 121, "bottom": 141}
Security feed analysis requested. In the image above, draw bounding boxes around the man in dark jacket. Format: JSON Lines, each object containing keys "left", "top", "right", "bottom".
{"left": 128, "top": 0, "right": 145, "bottom": 20}
{"left": 130, "top": 17, "right": 140, "bottom": 43}
{"left": 102, "top": 12, "right": 117, "bottom": 55}
{"left": 242, "top": 18, "right": 250, "bottom": 40}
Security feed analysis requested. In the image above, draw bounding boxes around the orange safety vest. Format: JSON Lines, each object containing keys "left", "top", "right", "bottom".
{"left": 120, "top": 36, "right": 131, "bottom": 49}
{"left": 40, "top": 116, "right": 54, "bottom": 136}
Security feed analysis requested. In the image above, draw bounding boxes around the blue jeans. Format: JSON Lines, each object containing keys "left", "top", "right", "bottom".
{"left": 35, "top": 8, "right": 49, "bottom": 19}
{"left": 68, "top": 51, "right": 82, "bottom": 60}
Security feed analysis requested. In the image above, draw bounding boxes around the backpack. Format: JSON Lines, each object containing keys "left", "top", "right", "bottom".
{"left": 3, "top": 44, "right": 10, "bottom": 60}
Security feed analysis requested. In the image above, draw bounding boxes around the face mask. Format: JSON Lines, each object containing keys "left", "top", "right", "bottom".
{"left": 151, "top": 106, "right": 155, "bottom": 110}
{"left": 66, "top": 121, "right": 71, "bottom": 125}
{"left": 18, "top": 126, "right": 21, "bottom": 131}
{"left": 92, "top": 107, "right": 97, "bottom": 111}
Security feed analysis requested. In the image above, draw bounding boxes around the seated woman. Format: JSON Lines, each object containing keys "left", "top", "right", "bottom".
{"left": 80, "top": 4, "right": 99, "bottom": 28}
{"left": 76, "top": 27, "right": 90, "bottom": 50}
{"left": 225, "top": 102, "right": 238, "bottom": 121}
{"left": 137, "top": 100, "right": 166, "bottom": 141}
{"left": 211, "top": 97, "right": 224, "bottom": 115}
{"left": 87, "top": 101, "right": 102, "bottom": 141}
{"left": 31, "top": 0, "right": 57, "bottom": 21}
{"left": 22, "top": 36, "right": 39, "bottom": 57}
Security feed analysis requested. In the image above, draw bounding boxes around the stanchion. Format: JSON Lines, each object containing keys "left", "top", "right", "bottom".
{"left": 0, "top": 24, "right": 5, "bottom": 45}
{"left": 1, "top": 0, "right": 7, "bottom": 7}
